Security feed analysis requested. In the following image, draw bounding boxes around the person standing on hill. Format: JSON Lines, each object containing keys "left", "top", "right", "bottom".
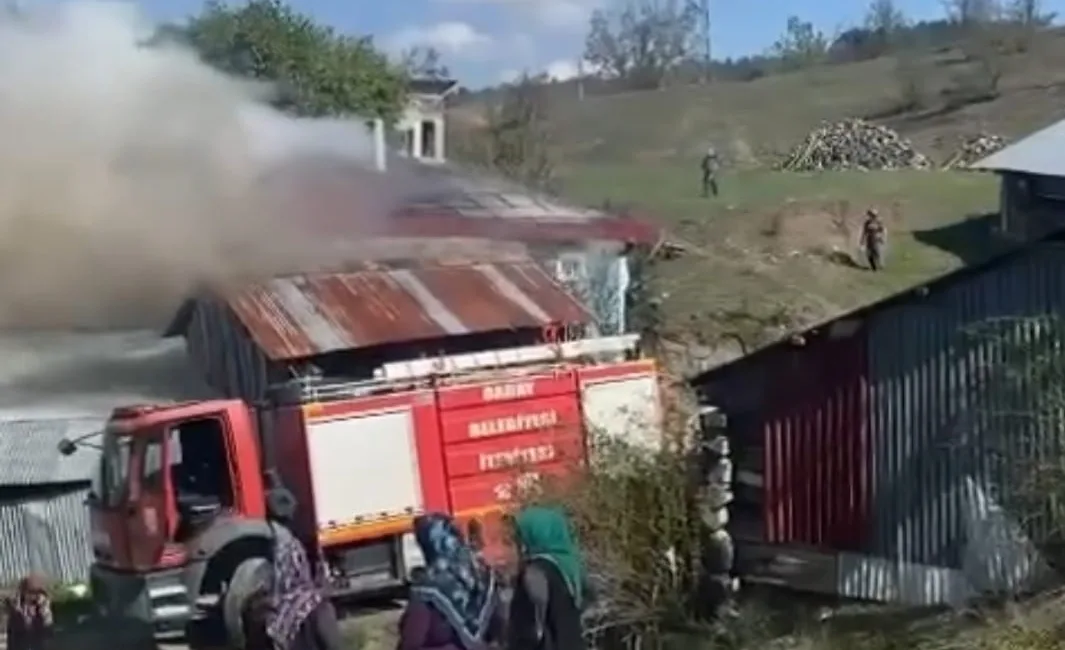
{"left": 701, "top": 146, "right": 720, "bottom": 198}
{"left": 861, "top": 208, "right": 887, "bottom": 271}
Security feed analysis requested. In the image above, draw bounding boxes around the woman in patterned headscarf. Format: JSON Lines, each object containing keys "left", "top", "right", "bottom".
{"left": 398, "top": 513, "right": 503, "bottom": 650}
{"left": 263, "top": 489, "right": 343, "bottom": 650}
{"left": 5, "top": 574, "right": 53, "bottom": 650}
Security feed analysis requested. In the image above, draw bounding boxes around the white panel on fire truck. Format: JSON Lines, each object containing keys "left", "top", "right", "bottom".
{"left": 306, "top": 410, "right": 422, "bottom": 529}
{"left": 581, "top": 375, "right": 661, "bottom": 451}
{"left": 401, "top": 532, "right": 425, "bottom": 579}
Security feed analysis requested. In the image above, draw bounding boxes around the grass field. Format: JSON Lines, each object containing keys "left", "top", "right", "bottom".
{"left": 443, "top": 25, "right": 1065, "bottom": 375}
{"left": 558, "top": 165, "right": 1002, "bottom": 369}
{"left": 447, "top": 31, "right": 1065, "bottom": 367}
{"left": 542, "top": 51, "right": 1065, "bottom": 165}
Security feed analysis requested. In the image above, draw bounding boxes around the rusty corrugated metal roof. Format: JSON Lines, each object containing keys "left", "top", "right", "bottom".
{"left": 380, "top": 212, "right": 660, "bottom": 244}
{"left": 264, "top": 159, "right": 662, "bottom": 245}
{"left": 224, "top": 262, "right": 593, "bottom": 360}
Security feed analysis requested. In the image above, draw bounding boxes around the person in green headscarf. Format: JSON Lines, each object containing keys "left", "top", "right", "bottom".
{"left": 506, "top": 506, "right": 588, "bottom": 650}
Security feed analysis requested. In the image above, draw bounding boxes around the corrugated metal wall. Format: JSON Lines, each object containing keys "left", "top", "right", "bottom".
{"left": 695, "top": 239, "right": 1065, "bottom": 603}
{"left": 866, "top": 244, "right": 1065, "bottom": 579}
{"left": 762, "top": 323, "right": 870, "bottom": 550}
{"left": 186, "top": 299, "right": 271, "bottom": 402}
{"left": 0, "top": 487, "right": 92, "bottom": 586}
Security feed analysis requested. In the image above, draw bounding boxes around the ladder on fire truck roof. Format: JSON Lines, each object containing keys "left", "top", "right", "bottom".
{"left": 377, "top": 333, "right": 640, "bottom": 381}
{"left": 292, "top": 333, "right": 640, "bottom": 403}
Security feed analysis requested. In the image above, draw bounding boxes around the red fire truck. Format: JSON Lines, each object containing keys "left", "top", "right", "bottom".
{"left": 65, "top": 331, "right": 660, "bottom": 646}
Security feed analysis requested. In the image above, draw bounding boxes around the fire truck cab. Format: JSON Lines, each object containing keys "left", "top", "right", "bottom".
{"left": 75, "top": 333, "right": 661, "bottom": 646}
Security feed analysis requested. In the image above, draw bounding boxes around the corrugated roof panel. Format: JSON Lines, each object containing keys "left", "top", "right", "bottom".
{"left": 224, "top": 262, "right": 593, "bottom": 361}
{"left": 386, "top": 270, "right": 470, "bottom": 335}
{"left": 263, "top": 158, "right": 660, "bottom": 243}
{"left": 0, "top": 488, "right": 93, "bottom": 585}
{"left": 0, "top": 418, "right": 102, "bottom": 486}
{"left": 972, "top": 118, "right": 1065, "bottom": 176}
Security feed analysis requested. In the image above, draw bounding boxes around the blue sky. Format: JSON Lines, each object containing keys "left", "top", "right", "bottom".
{"left": 138, "top": 0, "right": 1065, "bottom": 88}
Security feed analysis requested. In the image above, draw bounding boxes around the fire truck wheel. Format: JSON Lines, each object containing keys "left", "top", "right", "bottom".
{"left": 224, "top": 556, "right": 272, "bottom": 649}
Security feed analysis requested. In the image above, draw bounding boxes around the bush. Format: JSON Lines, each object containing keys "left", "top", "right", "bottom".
{"left": 971, "top": 624, "right": 1060, "bottom": 650}
{"left": 519, "top": 383, "right": 713, "bottom": 647}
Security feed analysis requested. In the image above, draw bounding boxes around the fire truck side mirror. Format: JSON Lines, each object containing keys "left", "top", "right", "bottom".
{"left": 57, "top": 438, "right": 78, "bottom": 457}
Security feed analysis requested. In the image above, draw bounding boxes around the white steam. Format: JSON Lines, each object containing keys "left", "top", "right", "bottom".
{"left": 0, "top": 1, "right": 391, "bottom": 329}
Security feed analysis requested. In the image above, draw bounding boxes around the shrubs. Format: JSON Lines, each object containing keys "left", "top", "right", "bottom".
{"left": 516, "top": 382, "right": 727, "bottom": 647}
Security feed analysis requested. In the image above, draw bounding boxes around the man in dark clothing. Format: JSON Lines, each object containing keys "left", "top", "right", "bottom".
{"left": 861, "top": 208, "right": 887, "bottom": 271}
{"left": 701, "top": 146, "right": 720, "bottom": 198}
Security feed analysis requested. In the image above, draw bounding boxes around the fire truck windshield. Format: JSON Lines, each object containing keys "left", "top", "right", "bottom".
{"left": 91, "top": 430, "right": 131, "bottom": 508}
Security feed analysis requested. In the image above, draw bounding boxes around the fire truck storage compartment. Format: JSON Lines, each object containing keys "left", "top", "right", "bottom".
{"left": 579, "top": 361, "right": 661, "bottom": 450}
{"left": 435, "top": 369, "right": 588, "bottom": 551}
{"left": 305, "top": 408, "right": 423, "bottom": 530}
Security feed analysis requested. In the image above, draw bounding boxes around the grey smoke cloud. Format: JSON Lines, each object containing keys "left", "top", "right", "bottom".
{"left": 0, "top": 1, "right": 394, "bottom": 329}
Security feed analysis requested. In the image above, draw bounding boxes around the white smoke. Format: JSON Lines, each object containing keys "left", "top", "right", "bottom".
{"left": 0, "top": 0, "right": 392, "bottom": 329}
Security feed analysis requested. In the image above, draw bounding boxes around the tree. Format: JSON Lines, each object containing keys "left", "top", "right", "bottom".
{"left": 1001, "top": 0, "right": 1055, "bottom": 51}
{"left": 401, "top": 46, "right": 450, "bottom": 80}
{"left": 1004, "top": 0, "right": 1055, "bottom": 26}
{"left": 485, "top": 75, "right": 555, "bottom": 190}
{"left": 942, "top": 0, "right": 1001, "bottom": 25}
{"left": 583, "top": 0, "right": 701, "bottom": 89}
{"left": 772, "top": 16, "right": 828, "bottom": 69}
{"left": 865, "top": 0, "right": 908, "bottom": 39}
{"left": 181, "top": 0, "right": 407, "bottom": 119}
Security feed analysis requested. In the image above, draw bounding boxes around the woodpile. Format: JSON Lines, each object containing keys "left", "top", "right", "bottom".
{"left": 941, "top": 132, "right": 1007, "bottom": 169}
{"left": 779, "top": 119, "right": 930, "bottom": 171}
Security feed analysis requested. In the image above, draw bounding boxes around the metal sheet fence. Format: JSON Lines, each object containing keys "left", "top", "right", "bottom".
{"left": 762, "top": 327, "right": 870, "bottom": 550}
{"left": 866, "top": 244, "right": 1065, "bottom": 582}
{"left": 0, "top": 486, "right": 92, "bottom": 587}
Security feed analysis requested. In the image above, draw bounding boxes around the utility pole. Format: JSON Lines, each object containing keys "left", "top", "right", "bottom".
{"left": 577, "top": 58, "right": 585, "bottom": 101}
{"left": 701, "top": 0, "right": 712, "bottom": 83}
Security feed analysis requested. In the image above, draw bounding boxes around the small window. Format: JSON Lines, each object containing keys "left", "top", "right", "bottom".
{"left": 142, "top": 438, "right": 165, "bottom": 492}
{"left": 555, "top": 256, "right": 585, "bottom": 282}
{"left": 420, "top": 120, "right": 436, "bottom": 159}
{"left": 170, "top": 417, "right": 234, "bottom": 508}
{"left": 97, "top": 432, "right": 131, "bottom": 507}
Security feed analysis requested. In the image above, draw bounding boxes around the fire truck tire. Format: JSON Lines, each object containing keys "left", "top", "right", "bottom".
{"left": 224, "top": 556, "right": 271, "bottom": 649}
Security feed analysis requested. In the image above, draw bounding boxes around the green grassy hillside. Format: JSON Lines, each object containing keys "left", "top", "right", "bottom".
{"left": 446, "top": 30, "right": 1062, "bottom": 367}
{"left": 452, "top": 31, "right": 1065, "bottom": 166}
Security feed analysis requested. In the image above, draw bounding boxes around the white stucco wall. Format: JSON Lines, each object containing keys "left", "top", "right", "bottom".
{"left": 395, "top": 94, "right": 446, "bottom": 162}
{"left": 546, "top": 243, "right": 630, "bottom": 336}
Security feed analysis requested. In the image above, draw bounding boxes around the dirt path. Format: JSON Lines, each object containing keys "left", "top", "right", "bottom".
{"left": 1, "top": 603, "right": 403, "bottom": 650}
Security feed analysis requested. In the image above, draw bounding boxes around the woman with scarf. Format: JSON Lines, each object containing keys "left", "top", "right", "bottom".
{"left": 262, "top": 489, "right": 343, "bottom": 650}
{"left": 4, "top": 574, "right": 53, "bottom": 650}
{"left": 398, "top": 513, "right": 503, "bottom": 650}
{"left": 507, "top": 506, "right": 587, "bottom": 650}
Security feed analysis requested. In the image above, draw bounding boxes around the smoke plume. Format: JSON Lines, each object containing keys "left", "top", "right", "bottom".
{"left": 0, "top": 1, "right": 397, "bottom": 329}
